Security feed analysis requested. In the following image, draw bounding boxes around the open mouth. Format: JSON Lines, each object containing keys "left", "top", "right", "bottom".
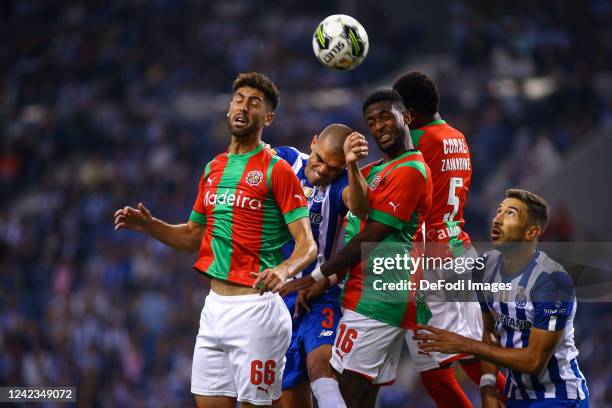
{"left": 491, "top": 226, "right": 502, "bottom": 240}
{"left": 378, "top": 132, "right": 393, "bottom": 144}
{"left": 233, "top": 115, "right": 248, "bottom": 126}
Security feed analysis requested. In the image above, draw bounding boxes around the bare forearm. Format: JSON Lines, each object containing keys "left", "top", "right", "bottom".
{"left": 320, "top": 238, "right": 362, "bottom": 277}
{"left": 463, "top": 338, "right": 539, "bottom": 375}
{"left": 347, "top": 161, "right": 369, "bottom": 218}
{"left": 147, "top": 218, "right": 202, "bottom": 253}
{"left": 282, "top": 238, "right": 317, "bottom": 279}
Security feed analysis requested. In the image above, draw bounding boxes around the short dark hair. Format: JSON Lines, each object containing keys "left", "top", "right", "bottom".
{"left": 393, "top": 72, "right": 439, "bottom": 115}
{"left": 232, "top": 72, "right": 279, "bottom": 111}
{"left": 362, "top": 89, "right": 405, "bottom": 112}
{"left": 505, "top": 188, "right": 550, "bottom": 232}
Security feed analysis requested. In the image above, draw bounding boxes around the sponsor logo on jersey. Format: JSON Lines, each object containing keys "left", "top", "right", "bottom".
{"left": 369, "top": 175, "right": 382, "bottom": 190}
{"left": 246, "top": 170, "right": 263, "bottom": 186}
{"left": 388, "top": 201, "right": 400, "bottom": 212}
{"left": 497, "top": 312, "right": 532, "bottom": 330}
{"left": 204, "top": 189, "right": 263, "bottom": 210}
{"left": 318, "top": 330, "right": 334, "bottom": 338}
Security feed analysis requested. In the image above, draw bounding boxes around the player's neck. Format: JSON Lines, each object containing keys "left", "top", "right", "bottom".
{"left": 411, "top": 112, "right": 441, "bottom": 129}
{"left": 382, "top": 135, "right": 412, "bottom": 163}
{"left": 229, "top": 132, "right": 262, "bottom": 155}
{"left": 501, "top": 243, "right": 537, "bottom": 275}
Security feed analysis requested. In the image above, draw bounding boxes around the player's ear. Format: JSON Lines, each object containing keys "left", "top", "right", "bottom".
{"left": 311, "top": 135, "right": 318, "bottom": 150}
{"left": 404, "top": 109, "right": 414, "bottom": 126}
{"left": 264, "top": 112, "right": 274, "bottom": 127}
{"left": 525, "top": 224, "right": 541, "bottom": 241}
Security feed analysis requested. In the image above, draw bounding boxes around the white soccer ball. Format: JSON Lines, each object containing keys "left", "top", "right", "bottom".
{"left": 312, "top": 14, "right": 369, "bottom": 71}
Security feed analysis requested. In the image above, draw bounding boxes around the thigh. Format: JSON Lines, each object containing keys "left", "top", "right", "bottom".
{"left": 194, "top": 395, "right": 236, "bottom": 408}
{"left": 358, "top": 385, "right": 380, "bottom": 408}
{"left": 191, "top": 298, "right": 236, "bottom": 398}
{"left": 226, "top": 294, "right": 292, "bottom": 406}
{"left": 282, "top": 317, "right": 308, "bottom": 390}
{"left": 337, "top": 369, "right": 372, "bottom": 408}
{"left": 330, "top": 309, "right": 405, "bottom": 385}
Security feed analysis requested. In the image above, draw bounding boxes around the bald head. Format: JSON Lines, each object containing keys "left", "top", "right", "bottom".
{"left": 318, "top": 123, "right": 353, "bottom": 155}
{"left": 304, "top": 123, "right": 353, "bottom": 186}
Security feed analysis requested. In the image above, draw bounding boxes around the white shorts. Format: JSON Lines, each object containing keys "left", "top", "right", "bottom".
{"left": 191, "top": 290, "right": 292, "bottom": 405}
{"left": 406, "top": 247, "right": 484, "bottom": 371}
{"left": 330, "top": 309, "right": 405, "bottom": 385}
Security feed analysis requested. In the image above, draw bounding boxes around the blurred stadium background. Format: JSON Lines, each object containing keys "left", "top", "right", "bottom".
{"left": 1, "top": 0, "right": 611, "bottom": 406}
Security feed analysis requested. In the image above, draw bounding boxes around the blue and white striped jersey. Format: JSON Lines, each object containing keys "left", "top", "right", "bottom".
{"left": 474, "top": 249, "right": 589, "bottom": 401}
{"left": 275, "top": 146, "right": 349, "bottom": 303}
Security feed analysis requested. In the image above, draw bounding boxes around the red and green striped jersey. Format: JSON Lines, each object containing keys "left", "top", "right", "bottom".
{"left": 340, "top": 150, "right": 433, "bottom": 329}
{"left": 189, "top": 145, "right": 308, "bottom": 287}
{"left": 410, "top": 120, "right": 472, "bottom": 256}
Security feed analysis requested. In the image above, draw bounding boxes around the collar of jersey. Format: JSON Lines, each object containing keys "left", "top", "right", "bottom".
{"left": 227, "top": 144, "right": 263, "bottom": 158}
{"left": 372, "top": 149, "right": 420, "bottom": 169}
{"left": 422, "top": 119, "right": 446, "bottom": 127}
{"left": 498, "top": 249, "right": 541, "bottom": 283}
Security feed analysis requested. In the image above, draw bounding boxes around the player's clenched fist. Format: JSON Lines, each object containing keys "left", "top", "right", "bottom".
{"left": 250, "top": 266, "right": 290, "bottom": 295}
{"left": 343, "top": 132, "right": 368, "bottom": 165}
{"left": 114, "top": 202, "right": 153, "bottom": 232}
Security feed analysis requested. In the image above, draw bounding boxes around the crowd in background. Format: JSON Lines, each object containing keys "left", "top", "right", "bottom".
{"left": 1, "top": 0, "right": 611, "bottom": 406}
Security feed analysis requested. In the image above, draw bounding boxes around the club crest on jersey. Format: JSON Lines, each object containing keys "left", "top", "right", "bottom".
{"left": 313, "top": 187, "right": 326, "bottom": 203}
{"left": 369, "top": 175, "right": 382, "bottom": 190}
{"left": 246, "top": 170, "right": 263, "bottom": 186}
{"left": 516, "top": 286, "right": 527, "bottom": 308}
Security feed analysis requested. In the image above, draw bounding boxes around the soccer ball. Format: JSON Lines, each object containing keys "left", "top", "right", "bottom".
{"left": 312, "top": 14, "right": 369, "bottom": 71}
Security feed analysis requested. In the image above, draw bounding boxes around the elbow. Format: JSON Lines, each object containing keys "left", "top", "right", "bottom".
{"left": 306, "top": 239, "right": 317, "bottom": 263}
{"left": 351, "top": 206, "right": 369, "bottom": 220}
{"left": 526, "top": 358, "right": 547, "bottom": 376}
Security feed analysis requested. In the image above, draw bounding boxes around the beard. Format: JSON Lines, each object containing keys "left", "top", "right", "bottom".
{"left": 491, "top": 231, "right": 530, "bottom": 252}
{"left": 227, "top": 115, "right": 262, "bottom": 138}
{"left": 375, "top": 131, "right": 404, "bottom": 155}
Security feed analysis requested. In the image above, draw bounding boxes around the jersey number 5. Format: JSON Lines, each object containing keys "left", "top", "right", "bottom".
{"left": 443, "top": 177, "right": 463, "bottom": 222}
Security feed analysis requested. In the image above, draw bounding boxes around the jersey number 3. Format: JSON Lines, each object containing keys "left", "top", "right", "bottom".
{"left": 443, "top": 177, "right": 463, "bottom": 222}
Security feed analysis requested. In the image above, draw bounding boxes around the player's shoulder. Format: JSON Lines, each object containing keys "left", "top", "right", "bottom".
{"left": 331, "top": 170, "right": 349, "bottom": 190}
{"left": 273, "top": 146, "right": 307, "bottom": 166}
{"left": 389, "top": 151, "right": 429, "bottom": 180}
{"left": 530, "top": 250, "right": 574, "bottom": 292}
{"left": 420, "top": 121, "right": 467, "bottom": 144}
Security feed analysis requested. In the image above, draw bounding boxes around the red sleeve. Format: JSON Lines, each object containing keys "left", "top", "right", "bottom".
{"left": 189, "top": 172, "right": 207, "bottom": 224}
{"left": 270, "top": 159, "right": 309, "bottom": 224}
{"left": 368, "top": 165, "right": 427, "bottom": 229}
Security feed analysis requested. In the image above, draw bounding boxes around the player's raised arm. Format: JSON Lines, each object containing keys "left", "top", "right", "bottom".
{"left": 342, "top": 132, "right": 369, "bottom": 219}
{"left": 113, "top": 202, "right": 205, "bottom": 253}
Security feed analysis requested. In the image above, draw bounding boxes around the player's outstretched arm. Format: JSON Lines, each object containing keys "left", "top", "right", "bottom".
{"left": 414, "top": 323, "right": 563, "bottom": 376}
{"left": 342, "top": 132, "right": 369, "bottom": 219}
{"left": 281, "top": 220, "right": 394, "bottom": 296}
{"left": 251, "top": 217, "right": 317, "bottom": 294}
{"left": 114, "top": 202, "right": 205, "bottom": 253}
